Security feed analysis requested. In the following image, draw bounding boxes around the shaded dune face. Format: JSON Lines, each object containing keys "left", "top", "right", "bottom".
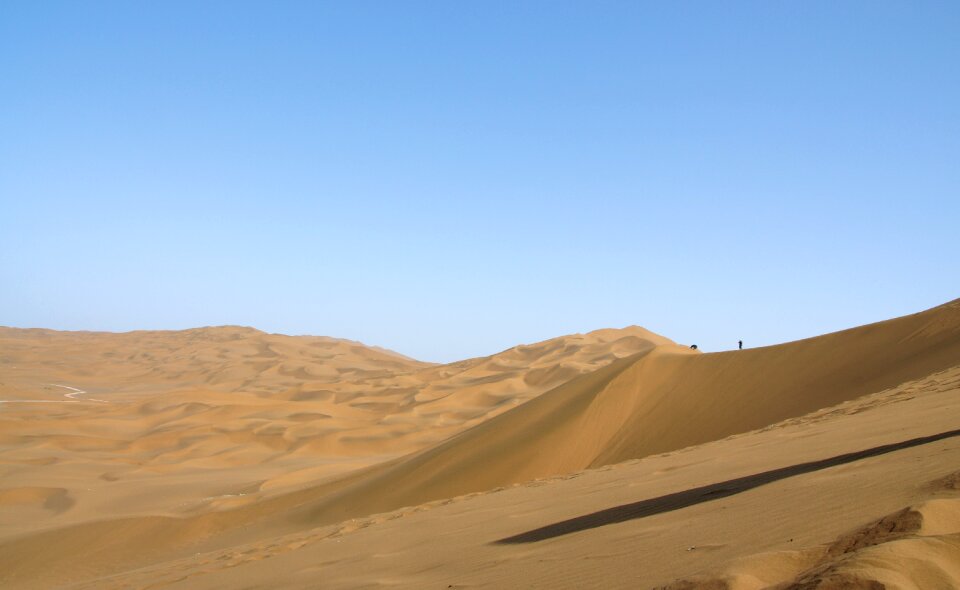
{"left": 1, "top": 300, "right": 959, "bottom": 589}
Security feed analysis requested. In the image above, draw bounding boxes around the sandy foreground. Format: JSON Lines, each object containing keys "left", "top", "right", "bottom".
{"left": 1, "top": 300, "right": 959, "bottom": 589}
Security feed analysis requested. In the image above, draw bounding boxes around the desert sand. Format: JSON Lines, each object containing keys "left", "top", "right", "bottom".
{"left": 1, "top": 299, "right": 959, "bottom": 589}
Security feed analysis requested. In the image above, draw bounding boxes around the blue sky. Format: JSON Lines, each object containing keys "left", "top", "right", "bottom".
{"left": 2, "top": 1, "right": 958, "bottom": 362}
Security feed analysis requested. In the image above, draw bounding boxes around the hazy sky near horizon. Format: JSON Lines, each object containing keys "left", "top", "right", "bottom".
{"left": 2, "top": 1, "right": 958, "bottom": 362}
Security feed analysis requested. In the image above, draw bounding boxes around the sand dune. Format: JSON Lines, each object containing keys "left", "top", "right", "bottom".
{"left": 0, "top": 326, "right": 431, "bottom": 398}
{"left": 34, "top": 359, "right": 960, "bottom": 590}
{"left": 0, "top": 301, "right": 959, "bottom": 588}
{"left": 242, "top": 299, "right": 960, "bottom": 532}
{"left": 0, "top": 324, "right": 663, "bottom": 543}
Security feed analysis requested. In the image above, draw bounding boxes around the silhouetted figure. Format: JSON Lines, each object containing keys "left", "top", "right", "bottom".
{"left": 690, "top": 344, "right": 698, "bottom": 350}
{"left": 738, "top": 340, "right": 743, "bottom": 350}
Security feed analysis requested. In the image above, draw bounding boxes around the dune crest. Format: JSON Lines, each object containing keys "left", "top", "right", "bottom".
{"left": 1, "top": 300, "right": 959, "bottom": 589}
{"left": 246, "top": 298, "right": 960, "bottom": 532}
{"left": 0, "top": 323, "right": 667, "bottom": 536}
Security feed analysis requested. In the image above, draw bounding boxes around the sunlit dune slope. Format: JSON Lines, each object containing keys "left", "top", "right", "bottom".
{"left": 0, "top": 324, "right": 662, "bottom": 531}
{"left": 267, "top": 299, "right": 960, "bottom": 528}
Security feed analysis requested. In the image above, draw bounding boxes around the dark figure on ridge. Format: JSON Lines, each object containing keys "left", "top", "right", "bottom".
{"left": 739, "top": 340, "right": 743, "bottom": 350}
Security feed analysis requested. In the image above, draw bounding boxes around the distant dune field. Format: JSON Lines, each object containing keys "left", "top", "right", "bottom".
{"left": 1, "top": 300, "right": 959, "bottom": 589}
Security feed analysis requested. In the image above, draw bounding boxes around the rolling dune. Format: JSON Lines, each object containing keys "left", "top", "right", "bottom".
{"left": 0, "top": 324, "right": 664, "bottom": 547}
{"left": 1, "top": 301, "right": 959, "bottom": 589}
{"left": 42, "top": 359, "right": 960, "bottom": 590}
{"left": 249, "top": 299, "right": 960, "bottom": 532}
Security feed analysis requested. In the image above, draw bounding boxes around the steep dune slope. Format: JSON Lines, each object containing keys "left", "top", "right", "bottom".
{"left": 268, "top": 299, "right": 960, "bottom": 530}
{"left": 592, "top": 297, "right": 960, "bottom": 466}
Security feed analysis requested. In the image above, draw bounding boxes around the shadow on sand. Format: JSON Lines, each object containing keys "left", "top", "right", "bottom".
{"left": 495, "top": 427, "right": 960, "bottom": 544}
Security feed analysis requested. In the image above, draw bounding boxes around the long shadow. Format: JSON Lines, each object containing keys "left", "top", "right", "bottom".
{"left": 495, "top": 427, "right": 960, "bottom": 544}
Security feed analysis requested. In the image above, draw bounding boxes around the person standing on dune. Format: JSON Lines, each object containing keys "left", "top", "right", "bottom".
{"left": 738, "top": 340, "right": 743, "bottom": 350}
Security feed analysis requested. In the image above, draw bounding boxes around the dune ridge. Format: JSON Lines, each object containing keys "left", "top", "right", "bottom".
{"left": 253, "top": 298, "right": 960, "bottom": 533}
{"left": 0, "top": 324, "right": 666, "bottom": 542}
{"left": 1, "top": 300, "right": 958, "bottom": 588}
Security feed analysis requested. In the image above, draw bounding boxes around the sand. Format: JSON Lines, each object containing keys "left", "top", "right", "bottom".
{"left": 1, "top": 300, "right": 959, "bottom": 589}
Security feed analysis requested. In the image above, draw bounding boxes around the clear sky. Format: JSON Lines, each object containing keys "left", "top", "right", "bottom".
{"left": 2, "top": 1, "right": 958, "bottom": 362}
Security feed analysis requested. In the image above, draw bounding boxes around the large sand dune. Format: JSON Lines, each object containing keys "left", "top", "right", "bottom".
{"left": 1, "top": 300, "right": 959, "bottom": 588}
{"left": 250, "top": 298, "right": 960, "bottom": 530}
{"left": 0, "top": 325, "right": 663, "bottom": 541}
